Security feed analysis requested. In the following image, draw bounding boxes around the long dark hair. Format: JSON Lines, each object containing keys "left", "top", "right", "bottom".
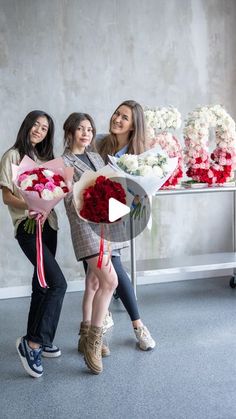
{"left": 97, "top": 100, "right": 147, "bottom": 160}
{"left": 12, "top": 110, "right": 54, "bottom": 161}
{"left": 63, "top": 112, "right": 96, "bottom": 150}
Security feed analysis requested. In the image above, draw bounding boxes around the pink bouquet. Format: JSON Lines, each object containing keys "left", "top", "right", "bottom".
{"left": 12, "top": 156, "right": 73, "bottom": 216}
{"left": 12, "top": 155, "right": 74, "bottom": 287}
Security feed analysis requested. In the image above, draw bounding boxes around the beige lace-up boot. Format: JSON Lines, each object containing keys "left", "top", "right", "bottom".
{"left": 78, "top": 322, "right": 110, "bottom": 357}
{"left": 83, "top": 325, "right": 104, "bottom": 374}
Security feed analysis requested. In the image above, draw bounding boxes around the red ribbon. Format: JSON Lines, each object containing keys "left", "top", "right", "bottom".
{"left": 97, "top": 224, "right": 104, "bottom": 269}
{"left": 105, "top": 225, "right": 112, "bottom": 273}
{"left": 36, "top": 217, "right": 48, "bottom": 288}
{"left": 97, "top": 224, "right": 112, "bottom": 271}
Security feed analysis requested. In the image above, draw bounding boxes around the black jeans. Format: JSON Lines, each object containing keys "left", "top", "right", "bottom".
{"left": 83, "top": 255, "right": 140, "bottom": 321}
{"left": 16, "top": 220, "right": 67, "bottom": 346}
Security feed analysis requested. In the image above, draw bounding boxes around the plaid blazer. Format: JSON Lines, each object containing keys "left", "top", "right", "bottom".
{"left": 62, "top": 149, "right": 129, "bottom": 261}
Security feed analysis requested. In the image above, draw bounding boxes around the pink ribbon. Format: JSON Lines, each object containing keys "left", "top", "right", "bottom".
{"left": 36, "top": 217, "right": 48, "bottom": 288}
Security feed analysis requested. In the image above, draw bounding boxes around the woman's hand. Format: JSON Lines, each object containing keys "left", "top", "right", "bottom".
{"left": 2, "top": 187, "right": 28, "bottom": 210}
{"left": 133, "top": 194, "right": 141, "bottom": 206}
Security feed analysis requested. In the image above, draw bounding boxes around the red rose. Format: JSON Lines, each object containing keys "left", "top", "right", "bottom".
{"left": 79, "top": 176, "right": 126, "bottom": 223}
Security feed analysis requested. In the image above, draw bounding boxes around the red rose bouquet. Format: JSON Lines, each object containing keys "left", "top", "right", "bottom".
{"left": 12, "top": 155, "right": 74, "bottom": 287}
{"left": 80, "top": 175, "right": 126, "bottom": 223}
{"left": 73, "top": 166, "right": 128, "bottom": 268}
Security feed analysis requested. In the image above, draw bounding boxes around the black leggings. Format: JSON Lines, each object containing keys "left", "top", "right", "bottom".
{"left": 84, "top": 255, "right": 140, "bottom": 321}
{"left": 16, "top": 220, "right": 67, "bottom": 346}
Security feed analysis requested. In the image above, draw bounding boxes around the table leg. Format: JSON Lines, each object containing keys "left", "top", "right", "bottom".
{"left": 130, "top": 215, "right": 137, "bottom": 298}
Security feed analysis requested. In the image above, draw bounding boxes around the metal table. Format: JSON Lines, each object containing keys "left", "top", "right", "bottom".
{"left": 128, "top": 184, "right": 236, "bottom": 296}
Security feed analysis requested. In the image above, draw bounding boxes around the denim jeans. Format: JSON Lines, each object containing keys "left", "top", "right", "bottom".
{"left": 16, "top": 220, "right": 67, "bottom": 346}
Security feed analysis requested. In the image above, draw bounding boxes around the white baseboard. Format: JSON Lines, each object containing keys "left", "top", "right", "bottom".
{"left": 0, "top": 268, "right": 233, "bottom": 300}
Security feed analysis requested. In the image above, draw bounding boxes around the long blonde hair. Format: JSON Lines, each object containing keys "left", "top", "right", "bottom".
{"left": 97, "top": 100, "right": 147, "bottom": 160}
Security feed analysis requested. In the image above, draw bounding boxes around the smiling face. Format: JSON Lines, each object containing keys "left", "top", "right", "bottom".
{"left": 110, "top": 105, "right": 133, "bottom": 138}
{"left": 72, "top": 119, "right": 94, "bottom": 153}
{"left": 29, "top": 116, "right": 49, "bottom": 147}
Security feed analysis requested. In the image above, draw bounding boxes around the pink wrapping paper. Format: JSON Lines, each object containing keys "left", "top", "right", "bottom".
{"left": 12, "top": 155, "right": 74, "bottom": 288}
{"left": 12, "top": 155, "right": 74, "bottom": 215}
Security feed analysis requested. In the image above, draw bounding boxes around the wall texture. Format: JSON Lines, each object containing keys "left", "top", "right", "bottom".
{"left": 0, "top": 0, "right": 236, "bottom": 292}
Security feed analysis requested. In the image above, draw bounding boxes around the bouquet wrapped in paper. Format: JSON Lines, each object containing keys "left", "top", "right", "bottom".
{"left": 73, "top": 165, "right": 129, "bottom": 268}
{"left": 12, "top": 155, "right": 74, "bottom": 287}
{"left": 73, "top": 165, "right": 131, "bottom": 221}
{"left": 108, "top": 146, "right": 178, "bottom": 196}
{"left": 108, "top": 146, "right": 178, "bottom": 223}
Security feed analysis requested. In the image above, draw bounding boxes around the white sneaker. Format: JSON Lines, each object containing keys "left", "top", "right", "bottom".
{"left": 134, "top": 325, "right": 156, "bottom": 351}
{"left": 102, "top": 311, "right": 114, "bottom": 334}
{"left": 42, "top": 344, "right": 61, "bottom": 358}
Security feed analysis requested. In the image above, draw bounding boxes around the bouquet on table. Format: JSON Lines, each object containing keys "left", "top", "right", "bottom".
{"left": 12, "top": 155, "right": 74, "bottom": 287}
{"left": 73, "top": 166, "right": 129, "bottom": 268}
{"left": 108, "top": 146, "right": 178, "bottom": 218}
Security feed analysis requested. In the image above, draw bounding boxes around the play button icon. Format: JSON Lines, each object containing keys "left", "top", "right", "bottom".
{"left": 86, "top": 176, "right": 151, "bottom": 242}
{"left": 108, "top": 197, "right": 130, "bottom": 222}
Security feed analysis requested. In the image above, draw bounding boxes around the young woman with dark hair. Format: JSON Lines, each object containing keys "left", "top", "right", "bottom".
{"left": 0, "top": 110, "right": 67, "bottom": 378}
{"left": 12, "top": 110, "right": 55, "bottom": 161}
{"left": 62, "top": 112, "right": 128, "bottom": 374}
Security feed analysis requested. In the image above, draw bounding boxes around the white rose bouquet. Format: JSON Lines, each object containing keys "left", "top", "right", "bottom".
{"left": 108, "top": 146, "right": 178, "bottom": 196}
{"left": 116, "top": 153, "right": 168, "bottom": 178}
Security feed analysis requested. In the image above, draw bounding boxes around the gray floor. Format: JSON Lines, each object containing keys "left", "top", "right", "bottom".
{"left": 1, "top": 276, "right": 236, "bottom": 419}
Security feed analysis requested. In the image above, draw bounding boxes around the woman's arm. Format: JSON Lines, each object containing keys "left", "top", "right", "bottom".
{"left": 1, "top": 186, "right": 28, "bottom": 210}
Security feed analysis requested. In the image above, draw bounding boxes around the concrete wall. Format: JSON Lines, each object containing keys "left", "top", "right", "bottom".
{"left": 1, "top": 0, "right": 236, "bottom": 294}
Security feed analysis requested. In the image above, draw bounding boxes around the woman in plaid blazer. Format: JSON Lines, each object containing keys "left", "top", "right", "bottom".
{"left": 62, "top": 112, "right": 128, "bottom": 375}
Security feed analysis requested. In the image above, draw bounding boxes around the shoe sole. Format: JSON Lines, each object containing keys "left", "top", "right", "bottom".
{"left": 101, "top": 349, "right": 110, "bottom": 357}
{"left": 16, "top": 337, "right": 43, "bottom": 378}
{"left": 42, "top": 350, "right": 61, "bottom": 358}
{"left": 138, "top": 342, "right": 156, "bottom": 351}
{"left": 84, "top": 354, "right": 103, "bottom": 375}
